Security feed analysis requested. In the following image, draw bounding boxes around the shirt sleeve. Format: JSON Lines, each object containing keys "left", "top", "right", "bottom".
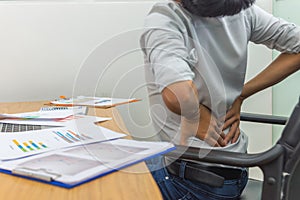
{"left": 249, "top": 5, "right": 300, "bottom": 53}
{"left": 140, "top": 10, "right": 195, "bottom": 92}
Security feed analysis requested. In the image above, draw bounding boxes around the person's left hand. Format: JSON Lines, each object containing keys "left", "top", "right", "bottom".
{"left": 180, "top": 104, "right": 226, "bottom": 147}
{"left": 222, "top": 96, "right": 244, "bottom": 145}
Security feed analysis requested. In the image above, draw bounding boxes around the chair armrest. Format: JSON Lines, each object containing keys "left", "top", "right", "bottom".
{"left": 240, "top": 112, "right": 288, "bottom": 125}
{"left": 165, "top": 144, "right": 284, "bottom": 168}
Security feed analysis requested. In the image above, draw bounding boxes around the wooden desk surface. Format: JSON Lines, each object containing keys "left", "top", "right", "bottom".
{"left": 0, "top": 101, "right": 162, "bottom": 200}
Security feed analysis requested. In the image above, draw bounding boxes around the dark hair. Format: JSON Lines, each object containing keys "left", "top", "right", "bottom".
{"left": 181, "top": 0, "right": 256, "bottom": 17}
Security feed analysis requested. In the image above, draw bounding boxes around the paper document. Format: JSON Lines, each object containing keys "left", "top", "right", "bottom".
{"left": 0, "top": 106, "right": 87, "bottom": 120}
{"left": 50, "top": 96, "right": 139, "bottom": 108}
{"left": 0, "top": 105, "right": 110, "bottom": 128}
{"left": 0, "top": 139, "right": 175, "bottom": 188}
{"left": 0, "top": 126, "right": 125, "bottom": 160}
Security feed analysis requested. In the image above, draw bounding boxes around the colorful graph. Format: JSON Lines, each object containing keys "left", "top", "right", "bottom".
{"left": 13, "top": 139, "right": 47, "bottom": 152}
{"left": 53, "top": 130, "right": 92, "bottom": 143}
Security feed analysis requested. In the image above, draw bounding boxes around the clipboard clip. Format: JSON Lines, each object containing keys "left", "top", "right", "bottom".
{"left": 12, "top": 167, "right": 61, "bottom": 182}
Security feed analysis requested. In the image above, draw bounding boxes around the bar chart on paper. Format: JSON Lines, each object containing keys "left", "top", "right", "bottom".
{"left": 11, "top": 130, "right": 91, "bottom": 153}
{"left": 12, "top": 139, "right": 48, "bottom": 152}
{"left": 0, "top": 127, "right": 125, "bottom": 161}
{"left": 52, "top": 130, "right": 92, "bottom": 143}
{"left": 9, "top": 129, "right": 91, "bottom": 155}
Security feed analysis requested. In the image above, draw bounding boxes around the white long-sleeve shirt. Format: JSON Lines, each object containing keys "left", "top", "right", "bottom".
{"left": 140, "top": 1, "right": 300, "bottom": 152}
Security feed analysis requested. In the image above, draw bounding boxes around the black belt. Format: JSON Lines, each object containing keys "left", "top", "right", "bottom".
{"left": 165, "top": 158, "right": 243, "bottom": 187}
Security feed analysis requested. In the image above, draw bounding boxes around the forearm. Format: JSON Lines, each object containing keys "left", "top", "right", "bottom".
{"left": 241, "top": 53, "right": 300, "bottom": 100}
{"left": 163, "top": 80, "right": 226, "bottom": 146}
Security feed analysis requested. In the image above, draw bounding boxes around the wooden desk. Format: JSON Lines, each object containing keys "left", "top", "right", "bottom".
{"left": 0, "top": 101, "right": 162, "bottom": 200}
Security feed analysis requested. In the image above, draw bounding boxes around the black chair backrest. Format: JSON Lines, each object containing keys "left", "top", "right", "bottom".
{"left": 276, "top": 96, "right": 300, "bottom": 200}
{"left": 287, "top": 159, "right": 300, "bottom": 200}
{"left": 277, "top": 96, "right": 300, "bottom": 173}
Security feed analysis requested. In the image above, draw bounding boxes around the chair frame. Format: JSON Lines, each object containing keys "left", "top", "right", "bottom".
{"left": 166, "top": 96, "right": 300, "bottom": 200}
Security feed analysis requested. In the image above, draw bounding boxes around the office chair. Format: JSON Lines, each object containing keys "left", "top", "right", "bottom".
{"left": 165, "top": 96, "right": 300, "bottom": 200}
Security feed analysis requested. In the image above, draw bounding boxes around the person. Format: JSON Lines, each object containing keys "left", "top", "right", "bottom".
{"left": 140, "top": 0, "right": 300, "bottom": 199}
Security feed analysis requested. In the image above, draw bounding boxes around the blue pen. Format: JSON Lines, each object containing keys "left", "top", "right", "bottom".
{"left": 94, "top": 99, "right": 111, "bottom": 104}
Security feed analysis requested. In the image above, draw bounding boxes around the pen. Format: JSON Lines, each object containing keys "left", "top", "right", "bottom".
{"left": 94, "top": 99, "right": 111, "bottom": 104}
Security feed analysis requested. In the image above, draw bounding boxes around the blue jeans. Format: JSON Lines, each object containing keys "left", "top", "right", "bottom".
{"left": 146, "top": 156, "right": 248, "bottom": 200}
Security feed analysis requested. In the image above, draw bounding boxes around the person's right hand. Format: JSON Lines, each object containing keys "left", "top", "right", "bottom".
{"left": 222, "top": 96, "right": 243, "bottom": 145}
{"left": 180, "top": 104, "right": 226, "bottom": 147}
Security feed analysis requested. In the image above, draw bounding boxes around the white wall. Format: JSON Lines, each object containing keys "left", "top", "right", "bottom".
{"left": 0, "top": 1, "right": 157, "bottom": 102}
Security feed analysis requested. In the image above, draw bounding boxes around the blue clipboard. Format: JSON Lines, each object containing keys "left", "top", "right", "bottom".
{"left": 0, "top": 142, "right": 175, "bottom": 188}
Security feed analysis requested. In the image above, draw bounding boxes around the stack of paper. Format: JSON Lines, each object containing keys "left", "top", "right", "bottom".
{"left": 0, "top": 106, "right": 111, "bottom": 127}
{"left": 0, "top": 106, "right": 175, "bottom": 188}
{"left": 0, "top": 110, "right": 74, "bottom": 120}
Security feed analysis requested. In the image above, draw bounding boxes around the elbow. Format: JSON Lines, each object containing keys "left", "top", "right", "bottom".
{"left": 161, "top": 82, "right": 199, "bottom": 116}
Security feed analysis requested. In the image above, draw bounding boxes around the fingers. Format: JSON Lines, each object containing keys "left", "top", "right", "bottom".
{"left": 210, "top": 120, "right": 226, "bottom": 146}
{"left": 217, "top": 133, "right": 226, "bottom": 146}
{"left": 232, "top": 128, "right": 240, "bottom": 143}
{"left": 225, "top": 109, "right": 234, "bottom": 121}
{"left": 224, "top": 121, "right": 240, "bottom": 144}
{"left": 204, "top": 126, "right": 226, "bottom": 147}
{"left": 223, "top": 113, "right": 239, "bottom": 130}
{"left": 200, "top": 106, "right": 227, "bottom": 147}
{"left": 224, "top": 122, "right": 236, "bottom": 144}
{"left": 219, "top": 131, "right": 226, "bottom": 139}
{"left": 180, "top": 124, "right": 225, "bottom": 147}
{"left": 204, "top": 132, "right": 226, "bottom": 147}
{"left": 180, "top": 109, "right": 228, "bottom": 147}
{"left": 207, "top": 121, "right": 241, "bottom": 147}
{"left": 205, "top": 137, "right": 222, "bottom": 147}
